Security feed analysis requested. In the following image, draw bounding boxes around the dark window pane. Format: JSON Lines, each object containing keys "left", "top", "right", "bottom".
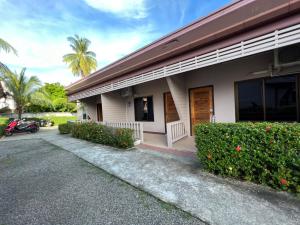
{"left": 147, "top": 97, "right": 154, "bottom": 121}
{"left": 134, "top": 96, "right": 154, "bottom": 122}
{"left": 238, "top": 79, "right": 264, "bottom": 121}
{"left": 265, "top": 75, "right": 297, "bottom": 121}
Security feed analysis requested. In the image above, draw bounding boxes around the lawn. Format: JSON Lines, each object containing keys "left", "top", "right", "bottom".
{"left": 0, "top": 117, "right": 9, "bottom": 125}
{"left": 42, "top": 116, "right": 76, "bottom": 125}
{"left": 0, "top": 116, "right": 76, "bottom": 126}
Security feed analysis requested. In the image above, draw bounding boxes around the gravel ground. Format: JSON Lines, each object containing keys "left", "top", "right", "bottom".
{"left": 0, "top": 138, "right": 205, "bottom": 225}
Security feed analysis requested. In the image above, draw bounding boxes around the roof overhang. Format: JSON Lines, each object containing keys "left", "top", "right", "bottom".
{"left": 66, "top": 0, "right": 300, "bottom": 96}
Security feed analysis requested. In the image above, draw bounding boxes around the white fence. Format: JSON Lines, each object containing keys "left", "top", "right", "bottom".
{"left": 166, "top": 120, "right": 188, "bottom": 148}
{"left": 102, "top": 121, "right": 144, "bottom": 142}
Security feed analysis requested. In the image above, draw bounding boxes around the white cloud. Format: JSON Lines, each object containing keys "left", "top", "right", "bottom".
{"left": 0, "top": 22, "right": 154, "bottom": 86}
{"left": 83, "top": 0, "right": 148, "bottom": 19}
{"left": 0, "top": 0, "right": 157, "bottom": 86}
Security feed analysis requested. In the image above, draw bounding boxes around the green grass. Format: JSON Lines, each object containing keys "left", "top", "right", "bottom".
{"left": 0, "top": 117, "right": 9, "bottom": 125}
{"left": 0, "top": 115, "right": 76, "bottom": 127}
{"left": 41, "top": 116, "right": 76, "bottom": 125}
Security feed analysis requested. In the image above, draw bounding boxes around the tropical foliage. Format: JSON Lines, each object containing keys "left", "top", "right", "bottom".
{"left": 195, "top": 122, "right": 300, "bottom": 193}
{"left": 0, "top": 68, "right": 43, "bottom": 118}
{"left": 63, "top": 35, "right": 97, "bottom": 77}
{"left": 0, "top": 38, "right": 17, "bottom": 74}
{"left": 62, "top": 122, "right": 134, "bottom": 149}
{"left": 25, "top": 82, "right": 76, "bottom": 113}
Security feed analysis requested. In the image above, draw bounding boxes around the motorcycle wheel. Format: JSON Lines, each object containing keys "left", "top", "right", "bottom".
{"left": 31, "top": 127, "right": 38, "bottom": 133}
{"left": 5, "top": 131, "right": 13, "bottom": 136}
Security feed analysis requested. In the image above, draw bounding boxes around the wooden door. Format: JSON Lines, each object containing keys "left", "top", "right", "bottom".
{"left": 97, "top": 103, "right": 103, "bottom": 122}
{"left": 164, "top": 92, "right": 179, "bottom": 124}
{"left": 189, "top": 87, "right": 213, "bottom": 135}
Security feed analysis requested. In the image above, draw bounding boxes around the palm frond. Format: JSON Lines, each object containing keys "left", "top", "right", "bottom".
{"left": 0, "top": 38, "right": 17, "bottom": 55}
{"left": 1, "top": 68, "right": 41, "bottom": 118}
{"left": 63, "top": 35, "right": 97, "bottom": 77}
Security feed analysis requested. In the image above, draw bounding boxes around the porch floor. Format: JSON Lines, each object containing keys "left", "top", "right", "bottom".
{"left": 143, "top": 133, "right": 197, "bottom": 152}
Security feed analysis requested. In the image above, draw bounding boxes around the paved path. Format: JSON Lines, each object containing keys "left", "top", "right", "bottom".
{"left": 1, "top": 129, "right": 300, "bottom": 225}
{"left": 0, "top": 138, "right": 204, "bottom": 225}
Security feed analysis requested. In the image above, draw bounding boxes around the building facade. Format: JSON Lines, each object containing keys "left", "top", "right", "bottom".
{"left": 66, "top": 0, "right": 300, "bottom": 146}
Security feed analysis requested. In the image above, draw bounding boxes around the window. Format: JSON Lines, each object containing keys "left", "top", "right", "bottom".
{"left": 237, "top": 79, "right": 264, "bottom": 121}
{"left": 236, "top": 75, "right": 299, "bottom": 122}
{"left": 134, "top": 96, "right": 154, "bottom": 121}
{"left": 265, "top": 76, "right": 297, "bottom": 121}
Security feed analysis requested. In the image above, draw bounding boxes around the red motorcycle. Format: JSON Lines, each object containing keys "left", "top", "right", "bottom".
{"left": 5, "top": 119, "right": 39, "bottom": 136}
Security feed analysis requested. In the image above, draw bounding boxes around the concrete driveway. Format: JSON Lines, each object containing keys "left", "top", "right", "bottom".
{"left": 0, "top": 138, "right": 205, "bottom": 225}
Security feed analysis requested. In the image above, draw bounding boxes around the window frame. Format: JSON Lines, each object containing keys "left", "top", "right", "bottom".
{"left": 134, "top": 95, "right": 155, "bottom": 122}
{"left": 235, "top": 74, "right": 300, "bottom": 122}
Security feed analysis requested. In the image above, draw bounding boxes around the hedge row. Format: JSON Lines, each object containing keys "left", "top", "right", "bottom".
{"left": 0, "top": 124, "right": 6, "bottom": 137}
{"left": 0, "top": 118, "right": 9, "bottom": 137}
{"left": 58, "top": 123, "right": 72, "bottom": 134}
{"left": 59, "top": 122, "right": 134, "bottom": 149}
{"left": 195, "top": 122, "right": 300, "bottom": 193}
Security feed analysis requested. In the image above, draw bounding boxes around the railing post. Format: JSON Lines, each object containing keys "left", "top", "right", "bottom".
{"left": 167, "top": 123, "right": 172, "bottom": 148}
{"left": 140, "top": 122, "right": 144, "bottom": 143}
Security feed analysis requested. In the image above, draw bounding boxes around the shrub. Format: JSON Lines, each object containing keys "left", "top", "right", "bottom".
{"left": 0, "top": 124, "right": 6, "bottom": 137}
{"left": 0, "top": 117, "right": 9, "bottom": 137}
{"left": 70, "top": 122, "right": 134, "bottom": 149}
{"left": 195, "top": 122, "right": 300, "bottom": 193}
{"left": 58, "top": 123, "right": 72, "bottom": 134}
{"left": 114, "top": 128, "right": 135, "bottom": 149}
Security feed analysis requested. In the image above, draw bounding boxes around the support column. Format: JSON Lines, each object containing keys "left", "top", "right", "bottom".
{"left": 166, "top": 76, "right": 189, "bottom": 135}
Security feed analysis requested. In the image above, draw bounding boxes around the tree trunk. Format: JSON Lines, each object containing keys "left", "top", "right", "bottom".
{"left": 80, "top": 69, "right": 85, "bottom": 78}
{"left": 17, "top": 106, "right": 23, "bottom": 119}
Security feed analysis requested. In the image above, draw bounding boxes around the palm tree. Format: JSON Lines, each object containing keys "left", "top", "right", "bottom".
{"left": 63, "top": 35, "right": 97, "bottom": 77}
{"left": 0, "top": 38, "right": 17, "bottom": 74}
{"left": 1, "top": 68, "right": 41, "bottom": 119}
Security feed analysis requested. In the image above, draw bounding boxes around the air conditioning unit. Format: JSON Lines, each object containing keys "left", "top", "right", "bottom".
{"left": 120, "top": 87, "right": 133, "bottom": 98}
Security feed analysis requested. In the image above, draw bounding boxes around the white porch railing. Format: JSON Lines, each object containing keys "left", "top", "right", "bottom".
{"left": 71, "top": 120, "right": 144, "bottom": 142}
{"left": 166, "top": 120, "right": 188, "bottom": 148}
{"left": 102, "top": 121, "right": 144, "bottom": 142}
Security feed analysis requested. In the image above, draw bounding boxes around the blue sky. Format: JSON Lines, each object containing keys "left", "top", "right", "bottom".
{"left": 0, "top": 0, "right": 231, "bottom": 85}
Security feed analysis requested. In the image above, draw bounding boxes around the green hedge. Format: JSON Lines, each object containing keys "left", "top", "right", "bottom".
{"left": 0, "top": 117, "right": 9, "bottom": 137}
{"left": 58, "top": 123, "right": 72, "bottom": 134}
{"left": 0, "top": 124, "right": 6, "bottom": 137}
{"left": 62, "top": 122, "right": 134, "bottom": 149}
{"left": 195, "top": 122, "right": 300, "bottom": 193}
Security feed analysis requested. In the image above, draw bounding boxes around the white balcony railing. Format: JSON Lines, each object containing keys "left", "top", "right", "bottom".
{"left": 166, "top": 120, "right": 188, "bottom": 148}
{"left": 102, "top": 121, "right": 144, "bottom": 142}
{"left": 69, "top": 23, "right": 300, "bottom": 101}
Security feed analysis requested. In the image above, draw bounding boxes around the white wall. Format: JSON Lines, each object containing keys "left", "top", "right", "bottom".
{"left": 0, "top": 81, "right": 16, "bottom": 112}
{"left": 128, "top": 78, "right": 170, "bottom": 133}
{"left": 183, "top": 51, "right": 274, "bottom": 133}
{"left": 79, "top": 96, "right": 101, "bottom": 121}
{"left": 101, "top": 92, "right": 126, "bottom": 122}
{"left": 77, "top": 51, "right": 300, "bottom": 134}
